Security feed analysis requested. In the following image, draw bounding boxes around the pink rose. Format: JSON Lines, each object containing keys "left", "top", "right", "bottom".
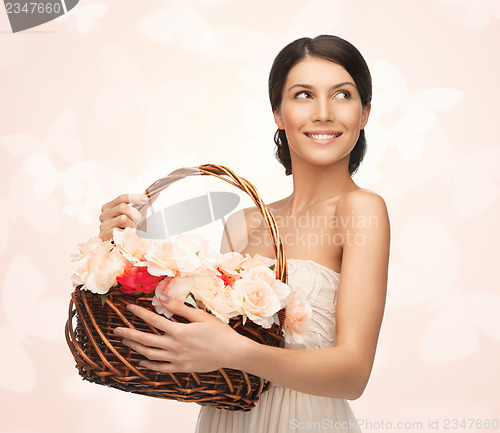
{"left": 283, "top": 291, "right": 312, "bottom": 344}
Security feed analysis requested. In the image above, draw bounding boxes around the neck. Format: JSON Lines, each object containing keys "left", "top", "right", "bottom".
{"left": 285, "top": 156, "right": 359, "bottom": 216}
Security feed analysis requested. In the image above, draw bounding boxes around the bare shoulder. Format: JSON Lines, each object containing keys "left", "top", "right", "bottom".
{"left": 224, "top": 205, "right": 261, "bottom": 229}
{"left": 220, "top": 205, "right": 263, "bottom": 253}
{"left": 221, "top": 196, "right": 289, "bottom": 253}
{"left": 336, "top": 188, "right": 389, "bottom": 222}
{"left": 226, "top": 195, "right": 289, "bottom": 226}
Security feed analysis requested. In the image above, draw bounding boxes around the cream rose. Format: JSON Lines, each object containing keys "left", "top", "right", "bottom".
{"left": 142, "top": 237, "right": 202, "bottom": 277}
{"left": 71, "top": 237, "right": 104, "bottom": 259}
{"left": 231, "top": 278, "right": 282, "bottom": 328}
{"left": 113, "top": 228, "right": 151, "bottom": 263}
{"left": 152, "top": 276, "right": 196, "bottom": 318}
{"left": 240, "top": 253, "right": 275, "bottom": 271}
{"left": 240, "top": 266, "right": 290, "bottom": 308}
{"left": 216, "top": 251, "right": 244, "bottom": 275}
{"left": 71, "top": 238, "right": 128, "bottom": 294}
{"left": 191, "top": 274, "right": 243, "bottom": 323}
{"left": 283, "top": 290, "right": 312, "bottom": 344}
{"left": 174, "top": 233, "right": 211, "bottom": 254}
{"left": 195, "top": 245, "right": 244, "bottom": 276}
{"left": 152, "top": 274, "right": 242, "bottom": 322}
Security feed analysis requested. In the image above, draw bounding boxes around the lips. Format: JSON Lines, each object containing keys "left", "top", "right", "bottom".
{"left": 305, "top": 132, "right": 342, "bottom": 139}
{"left": 303, "top": 131, "right": 343, "bottom": 143}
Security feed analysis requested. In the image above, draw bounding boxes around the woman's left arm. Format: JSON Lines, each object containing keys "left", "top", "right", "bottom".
{"left": 233, "top": 189, "right": 390, "bottom": 399}
{"left": 116, "top": 190, "right": 390, "bottom": 400}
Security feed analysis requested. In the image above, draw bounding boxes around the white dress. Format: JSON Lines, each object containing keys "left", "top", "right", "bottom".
{"left": 195, "top": 259, "right": 362, "bottom": 433}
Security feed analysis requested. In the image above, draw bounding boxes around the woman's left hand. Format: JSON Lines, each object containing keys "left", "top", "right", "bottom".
{"left": 114, "top": 297, "right": 248, "bottom": 374}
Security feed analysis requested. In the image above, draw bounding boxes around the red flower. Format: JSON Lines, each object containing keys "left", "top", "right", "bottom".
{"left": 117, "top": 263, "right": 163, "bottom": 294}
{"left": 217, "top": 267, "right": 241, "bottom": 287}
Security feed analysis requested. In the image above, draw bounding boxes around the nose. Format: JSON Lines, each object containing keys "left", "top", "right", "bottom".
{"left": 312, "top": 97, "right": 334, "bottom": 122}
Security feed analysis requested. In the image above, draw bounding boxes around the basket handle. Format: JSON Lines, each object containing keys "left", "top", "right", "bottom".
{"left": 133, "top": 164, "right": 287, "bottom": 284}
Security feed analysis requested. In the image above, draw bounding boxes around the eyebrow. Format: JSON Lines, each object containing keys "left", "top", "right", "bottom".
{"left": 286, "top": 81, "right": 356, "bottom": 94}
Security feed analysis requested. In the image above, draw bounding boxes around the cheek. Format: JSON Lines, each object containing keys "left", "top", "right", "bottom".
{"left": 337, "top": 105, "right": 363, "bottom": 128}
{"left": 281, "top": 109, "right": 305, "bottom": 133}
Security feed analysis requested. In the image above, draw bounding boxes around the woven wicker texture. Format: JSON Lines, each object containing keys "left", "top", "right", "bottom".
{"left": 65, "top": 164, "right": 288, "bottom": 411}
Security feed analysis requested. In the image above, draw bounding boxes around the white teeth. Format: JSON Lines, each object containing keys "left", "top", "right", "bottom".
{"left": 308, "top": 133, "right": 339, "bottom": 139}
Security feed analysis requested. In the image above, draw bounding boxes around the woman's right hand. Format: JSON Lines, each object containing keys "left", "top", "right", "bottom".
{"left": 98, "top": 194, "right": 151, "bottom": 241}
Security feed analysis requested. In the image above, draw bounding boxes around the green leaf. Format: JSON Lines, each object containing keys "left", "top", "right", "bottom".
{"left": 269, "top": 264, "right": 275, "bottom": 271}
{"left": 101, "top": 289, "right": 121, "bottom": 306}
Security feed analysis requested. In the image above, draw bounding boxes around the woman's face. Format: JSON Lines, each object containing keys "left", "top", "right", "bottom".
{"left": 274, "top": 56, "right": 370, "bottom": 172}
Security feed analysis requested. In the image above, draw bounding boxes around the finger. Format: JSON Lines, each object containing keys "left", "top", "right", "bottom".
{"left": 114, "top": 327, "right": 170, "bottom": 349}
{"left": 99, "top": 216, "right": 136, "bottom": 240}
{"left": 126, "top": 304, "right": 177, "bottom": 334}
{"left": 99, "top": 228, "right": 114, "bottom": 242}
{"left": 121, "top": 338, "right": 171, "bottom": 362}
{"left": 99, "top": 202, "right": 144, "bottom": 225}
{"left": 101, "top": 194, "right": 150, "bottom": 212}
{"left": 139, "top": 360, "right": 180, "bottom": 374}
{"left": 158, "top": 297, "right": 211, "bottom": 323}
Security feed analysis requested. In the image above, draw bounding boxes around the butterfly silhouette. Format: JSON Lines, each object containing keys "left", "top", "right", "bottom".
{"left": 370, "top": 59, "right": 464, "bottom": 161}
{"left": 1, "top": 108, "right": 114, "bottom": 225}
{"left": 56, "top": 2, "right": 109, "bottom": 33}
{"left": 0, "top": 254, "right": 67, "bottom": 392}
{"left": 387, "top": 213, "right": 500, "bottom": 363}
{"left": 440, "top": 0, "right": 500, "bottom": 29}
{"left": 139, "top": 0, "right": 219, "bottom": 57}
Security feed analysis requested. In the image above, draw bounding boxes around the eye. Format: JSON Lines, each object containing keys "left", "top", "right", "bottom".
{"left": 295, "top": 91, "right": 312, "bottom": 99}
{"left": 335, "top": 90, "right": 351, "bottom": 100}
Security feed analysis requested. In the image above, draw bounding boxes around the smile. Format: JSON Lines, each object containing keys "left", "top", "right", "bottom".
{"left": 305, "top": 132, "right": 342, "bottom": 139}
{"left": 303, "top": 131, "right": 343, "bottom": 144}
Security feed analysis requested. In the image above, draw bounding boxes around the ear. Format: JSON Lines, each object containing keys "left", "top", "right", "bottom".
{"left": 360, "top": 102, "right": 371, "bottom": 130}
{"left": 273, "top": 109, "right": 285, "bottom": 130}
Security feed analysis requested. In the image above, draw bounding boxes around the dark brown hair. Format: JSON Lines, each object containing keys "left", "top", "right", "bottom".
{"left": 268, "top": 35, "right": 372, "bottom": 176}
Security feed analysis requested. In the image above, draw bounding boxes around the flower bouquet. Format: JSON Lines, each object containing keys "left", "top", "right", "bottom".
{"left": 65, "top": 164, "right": 311, "bottom": 411}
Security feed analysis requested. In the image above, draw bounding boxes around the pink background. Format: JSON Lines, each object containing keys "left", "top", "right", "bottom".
{"left": 1, "top": 1, "right": 499, "bottom": 432}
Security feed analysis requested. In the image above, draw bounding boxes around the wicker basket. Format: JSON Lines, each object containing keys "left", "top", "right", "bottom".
{"left": 65, "top": 164, "right": 288, "bottom": 411}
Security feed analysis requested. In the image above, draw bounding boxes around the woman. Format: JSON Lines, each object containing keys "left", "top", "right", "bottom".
{"left": 100, "top": 35, "right": 390, "bottom": 433}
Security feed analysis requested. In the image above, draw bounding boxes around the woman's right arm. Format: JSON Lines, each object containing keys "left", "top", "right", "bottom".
{"left": 98, "top": 194, "right": 150, "bottom": 241}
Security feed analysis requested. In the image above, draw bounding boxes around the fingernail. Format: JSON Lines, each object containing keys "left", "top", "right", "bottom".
{"left": 126, "top": 304, "right": 136, "bottom": 312}
{"left": 114, "top": 328, "right": 123, "bottom": 336}
{"left": 140, "top": 195, "right": 149, "bottom": 203}
{"left": 158, "top": 294, "right": 170, "bottom": 303}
